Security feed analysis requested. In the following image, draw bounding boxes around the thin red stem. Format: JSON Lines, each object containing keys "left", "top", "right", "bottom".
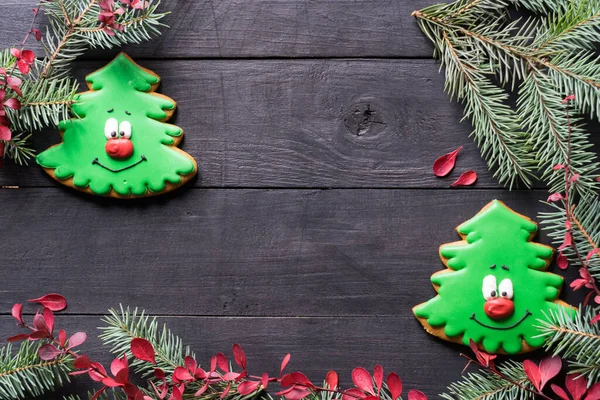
{"left": 562, "top": 101, "right": 600, "bottom": 299}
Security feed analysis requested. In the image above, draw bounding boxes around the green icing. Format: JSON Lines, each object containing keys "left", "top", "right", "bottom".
{"left": 36, "top": 53, "right": 196, "bottom": 197}
{"left": 414, "top": 200, "right": 575, "bottom": 354}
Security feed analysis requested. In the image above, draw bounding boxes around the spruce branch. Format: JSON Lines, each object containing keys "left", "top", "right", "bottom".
{"left": 413, "top": 0, "right": 600, "bottom": 190}
{"left": 99, "top": 305, "right": 194, "bottom": 379}
{"left": 0, "top": 341, "right": 73, "bottom": 400}
{"left": 441, "top": 359, "right": 537, "bottom": 400}
{"left": 537, "top": 306, "right": 600, "bottom": 383}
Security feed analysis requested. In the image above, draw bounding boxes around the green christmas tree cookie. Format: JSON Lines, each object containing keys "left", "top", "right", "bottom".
{"left": 413, "top": 200, "right": 575, "bottom": 354}
{"left": 37, "top": 53, "right": 197, "bottom": 198}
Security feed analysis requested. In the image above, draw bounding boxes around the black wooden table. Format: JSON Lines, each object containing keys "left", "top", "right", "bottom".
{"left": 0, "top": 1, "right": 586, "bottom": 398}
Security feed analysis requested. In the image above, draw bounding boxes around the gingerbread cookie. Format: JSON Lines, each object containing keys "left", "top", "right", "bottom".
{"left": 37, "top": 53, "right": 197, "bottom": 198}
{"left": 413, "top": 200, "right": 575, "bottom": 354}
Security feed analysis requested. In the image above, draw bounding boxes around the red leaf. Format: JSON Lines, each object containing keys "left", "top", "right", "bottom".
{"left": 195, "top": 383, "right": 209, "bottom": 397}
{"left": 407, "top": 390, "right": 427, "bottom": 400}
{"left": 11, "top": 304, "right": 23, "bottom": 324}
{"left": 262, "top": 372, "right": 269, "bottom": 389}
{"left": 102, "top": 377, "right": 122, "bottom": 387}
{"left": 173, "top": 366, "right": 193, "bottom": 381}
{"left": 539, "top": 356, "right": 562, "bottom": 390}
{"left": 73, "top": 355, "right": 92, "bottom": 369}
{"left": 373, "top": 365, "right": 383, "bottom": 395}
{"left": 563, "top": 231, "right": 573, "bottom": 248}
{"left": 10, "top": 48, "right": 20, "bottom": 58}
{"left": 570, "top": 174, "right": 580, "bottom": 182}
{"left": 433, "top": 146, "right": 462, "bottom": 177}
{"left": 523, "top": 360, "right": 541, "bottom": 391}
{"left": 548, "top": 193, "right": 564, "bottom": 202}
{"left": 0, "top": 125, "right": 11, "bottom": 141}
{"left": 17, "top": 60, "right": 31, "bottom": 75}
{"left": 28, "top": 294, "right": 67, "bottom": 311}
{"left": 585, "top": 383, "right": 600, "bottom": 400}
{"left": 566, "top": 374, "right": 588, "bottom": 400}
{"left": 6, "top": 76, "right": 21, "bottom": 88}
{"left": 210, "top": 355, "right": 217, "bottom": 373}
{"left": 563, "top": 94, "right": 576, "bottom": 103}
{"left": 7, "top": 333, "right": 30, "bottom": 342}
{"left": 90, "top": 387, "right": 107, "bottom": 400}
{"left": 281, "top": 372, "right": 315, "bottom": 389}
{"left": 238, "top": 380, "right": 260, "bottom": 395}
{"left": 20, "top": 50, "right": 35, "bottom": 64}
{"left": 31, "top": 28, "right": 42, "bottom": 41}
{"left": 281, "top": 353, "right": 291, "bottom": 375}
{"left": 591, "top": 314, "right": 600, "bottom": 325}
{"left": 232, "top": 343, "right": 247, "bottom": 370}
{"left": 184, "top": 356, "right": 197, "bottom": 374}
{"left": 550, "top": 383, "right": 571, "bottom": 400}
{"left": 216, "top": 352, "right": 229, "bottom": 372}
{"left": 277, "top": 385, "right": 311, "bottom": 400}
{"left": 557, "top": 253, "right": 569, "bottom": 270}
{"left": 352, "top": 367, "right": 374, "bottom": 395}
{"left": 586, "top": 249, "right": 599, "bottom": 262}
{"left": 3, "top": 98, "right": 21, "bottom": 110}
{"left": 342, "top": 388, "right": 366, "bottom": 400}
{"left": 450, "top": 170, "right": 477, "bottom": 187}
{"left": 325, "top": 370, "right": 339, "bottom": 389}
{"left": 220, "top": 383, "right": 232, "bottom": 398}
{"left": 387, "top": 372, "right": 403, "bottom": 400}
{"left": 33, "top": 312, "right": 48, "bottom": 332}
{"left": 43, "top": 308, "right": 54, "bottom": 334}
{"left": 110, "top": 356, "right": 128, "bottom": 376}
{"left": 58, "top": 330, "right": 67, "bottom": 347}
{"left": 554, "top": 164, "right": 566, "bottom": 171}
{"left": 38, "top": 344, "right": 62, "bottom": 360}
{"left": 131, "top": 338, "right": 156, "bottom": 364}
{"left": 596, "top": 295, "right": 600, "bottom": 304}
{"left": 68, "top": 332, "right": 86, "bottom": 349}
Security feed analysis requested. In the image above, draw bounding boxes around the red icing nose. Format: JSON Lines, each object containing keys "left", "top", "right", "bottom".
{"left": 484, "top": 298, "right": 515, "bottom": 320}
{"left": 105, "top": 139, "right": 134, "bottom": 160}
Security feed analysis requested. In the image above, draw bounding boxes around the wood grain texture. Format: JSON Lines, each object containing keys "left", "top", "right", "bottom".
{"left": 0, "top": 188, "right": 583, "bottom": 317}
{"left": 0, "top": 58, "right": 549, "bottom": 189}
{"left": 0, "top": 315, "right": 467, "bottom": 398}
{"left": 0, "top": 0, "right": 441, "bottom": 59}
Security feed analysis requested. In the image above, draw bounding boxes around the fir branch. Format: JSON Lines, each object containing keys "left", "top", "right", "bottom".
{"left": 3, "top": 132, "right": 36, "bottom": 165}
{"left": 99, "top": 305, "right": 194, "bottom": 379}
{"left": 441, "top": 360, "right": 537, "bottom": 400}
{"left": 537, "top": 306, "right": 600, "bottom": 383}
{"left": 0, "top": 341, "right": 73, "bottom": 400}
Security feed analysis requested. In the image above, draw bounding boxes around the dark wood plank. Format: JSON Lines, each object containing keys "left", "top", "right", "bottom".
{"left": 0, "top": 0, "right": 441, "bottom": 59}
{"left": 1, "top": 59, "right": 521, "bottom": 188}
{"left": 0, "top": 314, "right": 468, "bottom": 398}
{"left": 0, "top": 188, "right": 583, "bottom": 316}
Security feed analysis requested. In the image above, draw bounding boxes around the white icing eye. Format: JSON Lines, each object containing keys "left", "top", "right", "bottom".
{"left": 482, "top": 275, "right": 497, "bottom": 301}
{"left": 119, "top": 121, "right": 132, "bottom": 139}
{"left": 104, "top": 118, "right": 118, "bottom": 139}
{"left": 499, "top": 278, "right": 514, "bottom": 299}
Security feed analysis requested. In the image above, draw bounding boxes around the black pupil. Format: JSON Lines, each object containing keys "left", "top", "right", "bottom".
{"left": 502, "top": 291, "right": 507, "bottom": 297}
{"left": 491, "top": 290, "right": 497, "bottom": 297}
{"left": 120, "top": 131, "right": 125, "bottom": 136}
{"left": 111, "top": 131, "right": 117, "bottom": 137}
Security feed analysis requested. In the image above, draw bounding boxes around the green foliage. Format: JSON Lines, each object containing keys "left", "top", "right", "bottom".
{"left": 1, "top": 0, "right": 169, "bottom": 164}
{"left": 414, "top": 0, "right": 600, "bottom": 191}
{"left": 99, "top": 305, "right": 194, "bottom": 378}
{"left": 0, "top": 341, "right": 73, "bottom": 399}
{"left": 538, "top": 306, "right": 600, "bottom": 383}
{"left": 441, "top": 360, "right": 535, "bottom": 400}
{"left": 64, "top": 391, "right": 128, "bottom": 400}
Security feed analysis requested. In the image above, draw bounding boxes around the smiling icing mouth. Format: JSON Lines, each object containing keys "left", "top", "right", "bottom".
{"left": 92, "top": 155, "right": 147, "bottom": 173}
{"left": 470, "top": 310, "right": 532, "bottom": 330}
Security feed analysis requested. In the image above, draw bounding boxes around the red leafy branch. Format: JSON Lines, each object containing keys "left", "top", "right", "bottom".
{"left": 548, "top": 95, "right": 600, "bottom": 308}
{"left": 7, "top": 294, "right": 427, "bottom": 400}
{"left": 463, "top": 340, "right": 600, "bottom": 400}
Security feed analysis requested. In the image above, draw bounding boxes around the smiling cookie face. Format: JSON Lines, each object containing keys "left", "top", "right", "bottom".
{"left": 413, "top": 200, "right": 575, "bottom": 354}
{"left": 36, "top": 53, "right": 197, "bottom": 198}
